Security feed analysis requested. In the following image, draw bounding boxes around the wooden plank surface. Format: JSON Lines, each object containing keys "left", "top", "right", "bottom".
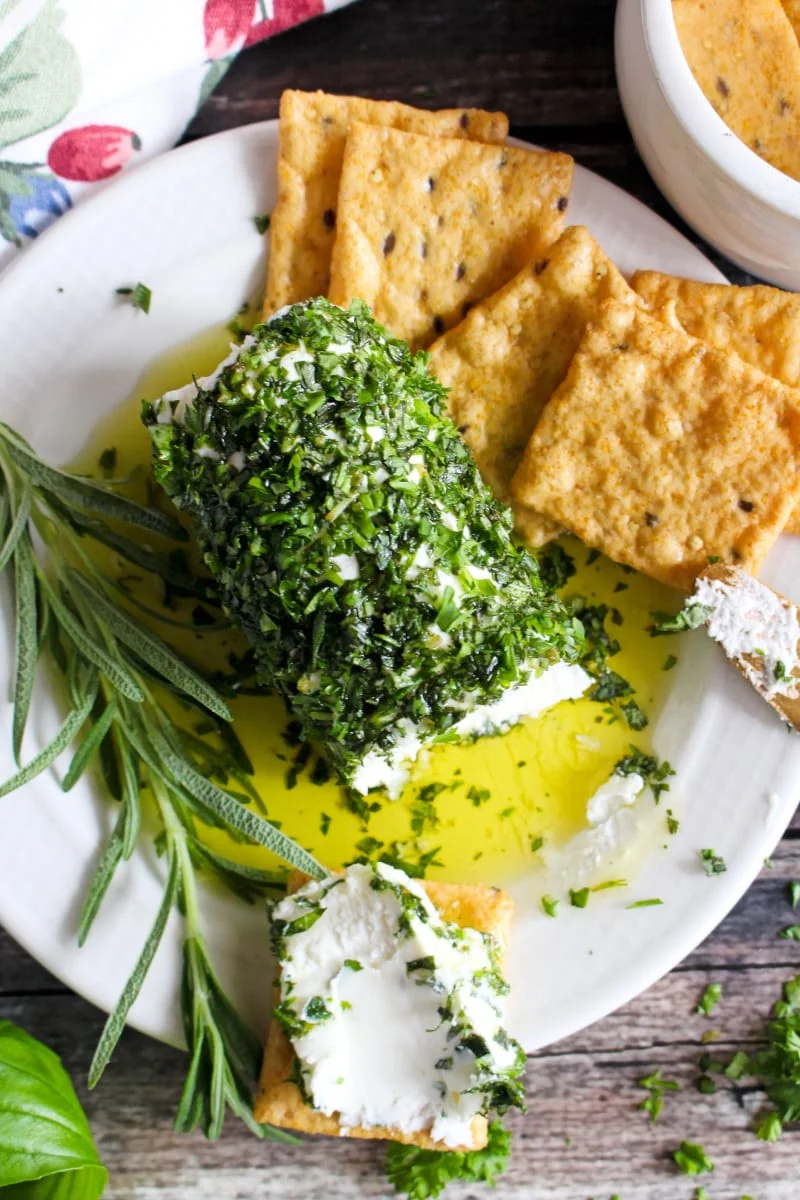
{"left": 1, "top": 0, "right": 794, "bottom": 1196}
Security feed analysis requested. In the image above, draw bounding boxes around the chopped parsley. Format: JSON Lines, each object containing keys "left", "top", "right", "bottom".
{"left": 778, "top": 925, "right": 800, "bottom": 941}
{"left": 663, "top": 654, "right": 678, "bottom": 671}
{"left": 666, "top": 809, "right": 679, "bottom": 835}
{"left": 639, "top": 1068, "right": 679, "bottom": 1122}
{"left": 468, "top": 786, "right": 491, "bottom": 807}
{"left": 386, "top": 1118, "right": 511, "bottom": 1199}
{"left": 253, "top": 212, "right": 271, "bottom": 234}
{"left": 98, "top": 446, "right": 117, "bottom": 476}
{"left": 541, "top": 895, "right": 559, "bottom": 918}
{"left": 145, "top": 299, "right": 585, "bottom": 792}
{"left": 673, "top": 1141, "right": 714, "bottom": 1176}
{"left": 626, "top": 898, "right": 663, "bottom": 909}
{"left": 115, "top": 281, "right": 152, "bottom": 313}
{"left": 529, "top": 834, "right": 544, "bottom": 853}
{"left": 650, "top": 603, "right": 712, "bottom": 636}
{"left": 790, "top": 881, "right": 800, "bottom": 909}
{"left": 569, "top": 887, "right": 590, "bottom": 909}
{"left": 319, "top": 812, "right": 331, "bottom": 836}
{"left": 700, "top": 849, "right": 727, "bottom": 877}
{"left": 536, "top": 543, "right": 576, "bottom": 590}
{"left": 696, "top": 984, "right": 722, "bottom": 1016}
{"left": 614, "top": 747, "right": 675, "bottom": 802}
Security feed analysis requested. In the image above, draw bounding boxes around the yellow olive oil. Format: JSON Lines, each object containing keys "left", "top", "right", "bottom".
{"left": 72, "top": 326, "right": 680, "bottom": 885}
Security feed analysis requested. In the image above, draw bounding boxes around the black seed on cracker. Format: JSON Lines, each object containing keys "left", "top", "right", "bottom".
{"left": 433, "top": 315, "right": 445, "bottom": 336}
{"left": 557, "top": 195, "right": 568, "bottom": 211}
{"left": 383, "top": 231, "right": 396, "bottom": 256}
{"left": 323, "top": 208, "right": 336, "bottom": 230}
{"left": 645, "top": 512, "right": 659, "bottom": 527}
{"left": 739, "top": 498, "right": 754, "bottom": 512}
{"left": 427, "top": 175, "right": 436, "bottom": 192}
{"left": 456, "top": 262, "right": 466, "bottom": 281}
{"left": 420, "top": 241, "right": 428, "bottom": 259}
{"left": 716, "top": 76, "right": 730, "bottom": 98}
{"left": 460, "top": 112, "right": 470, "bottom": 130}
{"left": 534, "top": 259, "right": 550, "bottom": 275}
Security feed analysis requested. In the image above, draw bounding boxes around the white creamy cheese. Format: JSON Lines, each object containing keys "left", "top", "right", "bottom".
{"left": 560, "top": 768, "right": 646, "bottom": 880}
{"left": 694, "top": 572, "right": 800, "bottom": 697}
{"left": 350, "top": 662, "right": 591, "bottom": 797}
{"left": 332, "top": 553, "right": 360, "bottom": 581}
{"left": 272, "top": 862, "right": 520, "bottom": 1146}
{"left": 154, "top": 336, "right": 256, "bottom": 425}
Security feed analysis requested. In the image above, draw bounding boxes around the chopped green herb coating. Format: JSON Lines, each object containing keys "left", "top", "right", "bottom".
{"left": 144, "top": 299, "right": 585, "bottom": 792}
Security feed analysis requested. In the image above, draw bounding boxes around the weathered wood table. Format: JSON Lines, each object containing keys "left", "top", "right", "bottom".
{"left": 2, "top": 0, "right": 797, "bottom": 1195}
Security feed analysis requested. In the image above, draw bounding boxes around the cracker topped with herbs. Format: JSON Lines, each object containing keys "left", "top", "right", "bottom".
{"left": 511, "top": 300, "right": 800, "bottom": 590}
{"left": 327, "top": 122, "right": 573, "bottom": 349}
{"left": 263, "top": 90, "right": 509, "bottom": 317}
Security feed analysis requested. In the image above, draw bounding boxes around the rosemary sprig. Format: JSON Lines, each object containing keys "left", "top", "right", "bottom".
{"left": 0, "top": 421, "right": 327, "bottom": 1139}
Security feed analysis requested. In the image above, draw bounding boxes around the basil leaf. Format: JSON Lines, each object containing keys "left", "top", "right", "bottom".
{"left": 0, "top": 1021, "right": 107, "bottom": 1196}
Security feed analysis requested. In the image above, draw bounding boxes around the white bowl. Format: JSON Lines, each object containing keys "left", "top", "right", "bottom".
{"left": 615, "top": 0, "right": 800, "bottom": 289}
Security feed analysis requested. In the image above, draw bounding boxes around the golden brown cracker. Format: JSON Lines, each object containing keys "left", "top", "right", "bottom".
{"left": 327, "top": 122, "right": 574, "bottom": 349}
{"left": 673, "top": 0, "right": 800, "bottom": 182}
{"left": 781, "top": 0, "right": 800, "bottom": 44}
{"left": 511, "top": 300, "right": 800, "bottom": 590}
{"left": 263, "top": 90, "right": 509, "bottom": 316}
{"left": 633, "top": 270, "right": 800, "bottom": 534}
{"left": 254, "top": 872, "right": 514, "bottom": 1148}
{"left": 429, "top": 226, "right": 639, "bottom": 548}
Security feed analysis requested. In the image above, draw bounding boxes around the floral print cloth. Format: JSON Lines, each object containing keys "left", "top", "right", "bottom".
{"left": 0, "top": 0, "right": 355, "bottom": 269}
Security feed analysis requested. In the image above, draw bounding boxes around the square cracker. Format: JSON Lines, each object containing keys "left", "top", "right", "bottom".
{"left": 632, "top": 269, "right": 800, "bottom": 533}
{"left": 510, "top": 300, "right": 800, "bottom": 591}
{"left": 673, "top": 0, "right": 800, "bottom": 182}
{"left": 428, "top": 226, "right": 640, "bottom": 548}
{"left": 263, "top": 90, "right": 509, "bottom": 316}
{"left": 254, "top": 870, "right": 514, "bottom": 1149}
{"left": 327, "top": 122, "right": 574, "bottom": 349}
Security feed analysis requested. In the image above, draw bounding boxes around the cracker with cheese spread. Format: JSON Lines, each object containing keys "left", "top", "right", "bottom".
{"left": 254, "top": 869, "right": 515, "bottom": 1150}
{"left": 327, "top": 122, "right": 573, "bottom": 349}
{"left": 263, "top": 90, "right": 509, "bottom": 317}
{"left": 511, "top": 300, "right": 800, "bottom": 590}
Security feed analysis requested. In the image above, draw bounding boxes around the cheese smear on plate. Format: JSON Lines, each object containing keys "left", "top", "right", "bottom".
{"left": 271, "top": 862, "right": 525, "bottom": 1146}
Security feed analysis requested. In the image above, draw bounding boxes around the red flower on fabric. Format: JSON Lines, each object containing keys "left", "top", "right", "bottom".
{"left": 47, "top": 126, "right": 141, "bottom": 182}
{"left": 204, "top": 0, "right": 255, "bottom": 59}
{"left": 245, "top": 0, "right": 325, "bottom": 47}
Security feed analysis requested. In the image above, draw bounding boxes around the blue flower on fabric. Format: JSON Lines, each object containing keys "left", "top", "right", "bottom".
{"left": 0, "top": 163, "right": 72, "bottom": 245}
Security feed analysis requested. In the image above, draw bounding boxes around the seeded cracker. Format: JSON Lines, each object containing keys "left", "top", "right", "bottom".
{"left": 673, "top": 0, "right": 800, "bottom": 183}
{"left": 632, "top": 269, "right": 800, "bottom": 533}
{"left": 429, "top": 226, "right": 640, "bottom": 548}
{"left": 327, "top": 123, "right": 573, "bottom": 349}
{"left": 511, "top": 301, "right": 800, "bottom": 590}
{"left": 254, "top": 871, "right": 514, "bottom": 1148}
{"left": 263, "top": 91, "right": 509, "bottom": 316}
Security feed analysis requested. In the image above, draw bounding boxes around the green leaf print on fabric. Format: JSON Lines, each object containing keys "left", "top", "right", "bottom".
{"left": 0, "top": 0, "right": 82, "bottom": 151}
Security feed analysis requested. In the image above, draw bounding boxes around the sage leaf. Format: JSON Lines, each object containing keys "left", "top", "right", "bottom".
{"left": 88, "top": 842, "right": 181, "bottom": 1087}
{"left": 0, "top": 1020, "right": 107, "bottom": 1196}
{"left": 0, "top": 476, "right": 30, "bottom": 571}
{"left": 12, "top": 531, "right": 38, "bottom": 764}
{"left": 68, "top": 569, "right": 231, "bottom": 720}
{"left": 156, "top": 735, "right": 325, "bottom": 878}
{"left": 0, "top": 691, "right": 95, "bottom": 799}
{"left": 43, "top": 579, "right": 144, "bottom": 702}
{"left": 0, "top": 421, "right": 185, "bottom": 541}
{"left": 78, "top": 807, "right": 125, "bottom": 946}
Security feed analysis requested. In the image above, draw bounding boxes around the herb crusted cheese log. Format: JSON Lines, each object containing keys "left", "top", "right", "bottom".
{"left": 143, "top": 300, "right": 587, "bottom": 797}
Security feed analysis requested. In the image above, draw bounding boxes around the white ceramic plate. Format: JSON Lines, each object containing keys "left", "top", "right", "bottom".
{"left": 1, "top": 121, "right": 799, "bottom": 1055}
